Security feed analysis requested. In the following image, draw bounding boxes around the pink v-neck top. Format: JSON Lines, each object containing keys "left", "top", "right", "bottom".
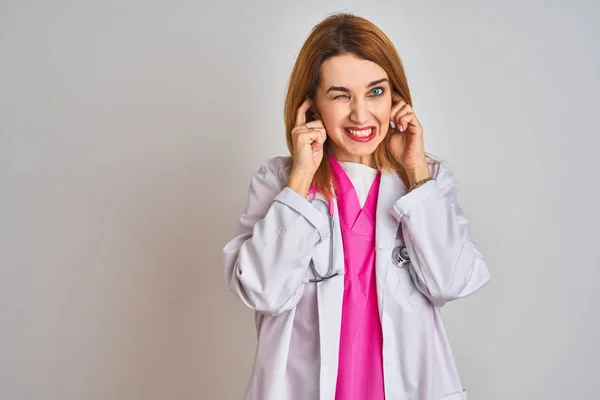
{"left": 330, "top": 156, "right": 385, "bottom": 400}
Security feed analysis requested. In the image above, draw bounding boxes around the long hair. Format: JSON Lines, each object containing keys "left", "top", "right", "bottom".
{"left": 283, "top": 12, "right": 441, "bottom": 199}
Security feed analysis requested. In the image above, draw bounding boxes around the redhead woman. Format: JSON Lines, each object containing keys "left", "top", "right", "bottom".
{"left": 222, "top": 12, "right": 491, "bottom": 400}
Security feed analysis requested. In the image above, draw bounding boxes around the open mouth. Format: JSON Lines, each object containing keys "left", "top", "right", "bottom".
{"left": 343, "top": 127, "right": 376, "bottom": 142}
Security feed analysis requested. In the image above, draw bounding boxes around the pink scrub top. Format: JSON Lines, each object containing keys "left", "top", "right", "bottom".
{"left": 330, "top": 156, "right": 385, "bottom": 400}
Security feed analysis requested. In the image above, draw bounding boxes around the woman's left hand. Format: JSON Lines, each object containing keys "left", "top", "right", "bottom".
{"left": 389, "top": 92, "right": 430, "bottom": 183}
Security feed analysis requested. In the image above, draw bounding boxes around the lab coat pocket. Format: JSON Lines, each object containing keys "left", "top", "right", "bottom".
{"left": 391, "top": 237, "right": 430, "bottom": 307}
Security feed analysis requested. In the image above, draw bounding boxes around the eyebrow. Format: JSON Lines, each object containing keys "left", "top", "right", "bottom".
{"left": 326, "top": 78, "right": 389, "bottom": 94}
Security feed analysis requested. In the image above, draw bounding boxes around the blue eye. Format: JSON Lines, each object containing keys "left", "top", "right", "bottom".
{"left": 370, "top": 87, "right": 384, "bottom": 96}
{"left": 332, "top": 87, "right": 385, "bottom": 100}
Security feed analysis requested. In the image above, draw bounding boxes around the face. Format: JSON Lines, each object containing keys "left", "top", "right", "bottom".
{"left": 313, "top": 53, "right": 392, "bottom": 167}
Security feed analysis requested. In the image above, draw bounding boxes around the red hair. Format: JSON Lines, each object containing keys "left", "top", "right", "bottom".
{"left": 283, "top": 12, "right": 440, "bottom": 199}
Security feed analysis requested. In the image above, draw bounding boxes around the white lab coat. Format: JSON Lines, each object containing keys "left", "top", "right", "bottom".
{"left": 223, "top": 156, "right": 491, "bottom": 400}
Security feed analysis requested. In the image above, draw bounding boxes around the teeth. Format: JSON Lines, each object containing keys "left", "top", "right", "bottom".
{"left": 346, "top": 128, "right": 373, "bottom": 137}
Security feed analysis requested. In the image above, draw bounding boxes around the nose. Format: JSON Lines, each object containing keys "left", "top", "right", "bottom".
{"left": 349, "top": 98, "right": 369, "bottom": 124}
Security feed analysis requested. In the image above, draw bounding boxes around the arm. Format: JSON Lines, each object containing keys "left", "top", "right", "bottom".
{"left": 222, "top": 157, "right": 329, "bottom": 316}
{"left": 390, "top": 162, "right": 491, "bottom": 307}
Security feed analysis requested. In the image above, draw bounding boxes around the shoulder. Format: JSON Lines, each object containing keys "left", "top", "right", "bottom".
{"left": 252, "top": 156, "right": 293, "bottom": 187}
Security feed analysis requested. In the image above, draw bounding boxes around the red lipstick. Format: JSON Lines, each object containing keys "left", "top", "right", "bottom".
{"left": 343, "top": 126, "right": 377, "bottom": 142}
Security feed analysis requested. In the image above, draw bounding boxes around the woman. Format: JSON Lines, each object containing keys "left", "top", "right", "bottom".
{"left": 222, "top": 12, "right": 490, "bottom": 400}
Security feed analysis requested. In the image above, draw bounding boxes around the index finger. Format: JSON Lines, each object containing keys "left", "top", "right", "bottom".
{"left": 294, "top": 98, "right": 314, "bottom": 128}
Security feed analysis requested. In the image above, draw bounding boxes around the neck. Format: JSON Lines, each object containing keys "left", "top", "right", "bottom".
{"left": 330, "top": 148, "right": 376, "bottom": 168}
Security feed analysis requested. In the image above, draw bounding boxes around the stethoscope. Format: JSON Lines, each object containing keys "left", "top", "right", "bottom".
{"left": 306, "top": 187, "right": 411, "bottom": 282}
{"left": 307, "top": 186, "right": 338, "bottom": 282}
{"left": 391, "top": 244, "right": 411, "bottom": 269}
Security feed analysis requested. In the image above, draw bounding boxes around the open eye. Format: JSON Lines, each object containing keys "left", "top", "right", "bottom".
{"left": 332, "top": 87, "right": 385, "bottom": 100}
{"left": 370, "top": 87, "right": 384, "bottom": 96}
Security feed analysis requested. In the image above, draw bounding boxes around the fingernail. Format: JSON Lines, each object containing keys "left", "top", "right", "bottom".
{"left": 399, "top": 125, "right": 403, "bottom": 132}
{"left": 390, "top": 120, "right": 396, "bottom": 128}
{"left": 313, "top": 150, "right": 320, "bottom": 156}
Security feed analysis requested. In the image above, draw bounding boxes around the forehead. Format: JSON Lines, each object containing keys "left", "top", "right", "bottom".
{"left": 319, "top": 54, "right": 388, "bottom": 87}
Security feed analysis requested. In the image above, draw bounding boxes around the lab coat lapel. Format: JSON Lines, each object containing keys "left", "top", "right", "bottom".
{"left": 375, "top": 171, "right": 408, "bottom": 314}
{"left": 312, "top": 190, "right": 345, "bottom": 400}
{"left": 376, "top": 171, "right": 407, "bottom": 249}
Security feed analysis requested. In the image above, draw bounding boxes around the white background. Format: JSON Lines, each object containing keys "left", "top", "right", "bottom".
{"left": 1, "top": 1, "right": 599, "bottom": 399}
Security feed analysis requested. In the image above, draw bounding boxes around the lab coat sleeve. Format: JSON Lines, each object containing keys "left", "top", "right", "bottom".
{"left": 390, "top": 162, "right": 491, "bottom": 307}
{"left": 222, "top": 157, "right": 330, "bottom": 316}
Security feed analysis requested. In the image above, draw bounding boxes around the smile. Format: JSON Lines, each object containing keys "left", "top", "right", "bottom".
{"left": 343, "top": 127, "right": 376, "bottom": 142}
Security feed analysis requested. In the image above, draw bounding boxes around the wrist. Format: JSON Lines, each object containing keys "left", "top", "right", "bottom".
{"left": 405, "top": 164, "right": 431, "bottom": 186}
{"left": 287, "top": 169, "right": 314, "bottom": 198}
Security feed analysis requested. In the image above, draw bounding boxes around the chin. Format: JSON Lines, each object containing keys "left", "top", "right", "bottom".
{"left": 346, "top": 137, "right": 384, "bottom": 153}
{"left": 342, "top": 143, "right": 379, "bottom": 157}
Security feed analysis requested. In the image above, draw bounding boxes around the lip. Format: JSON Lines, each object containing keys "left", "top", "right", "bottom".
{"left": 343, "top": 126, "right": 377, "bottom": 142}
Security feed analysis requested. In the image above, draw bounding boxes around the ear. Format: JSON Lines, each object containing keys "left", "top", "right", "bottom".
{"left": 392, "top": 91, "right": 404, "bottom": 104}
{"left": 309, "top": 106, "right": 321, "bottom": 118}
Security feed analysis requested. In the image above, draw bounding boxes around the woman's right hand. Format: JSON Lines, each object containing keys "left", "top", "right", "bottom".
{"left": 287, "top": 98, "right": 327, "bottom": 197}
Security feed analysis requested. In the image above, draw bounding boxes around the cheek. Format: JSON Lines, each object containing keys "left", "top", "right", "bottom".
{"left": 374, "top": 109, "right": 391, "bottom": 129}
{"left": 321, "top": 110, "right": 345, "bottom": 131}
{"left": 376, "top": 104, "right": 392, "bottom": 120}
{"left": 322, "top": 106, "right": 344, "bottom": 122}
